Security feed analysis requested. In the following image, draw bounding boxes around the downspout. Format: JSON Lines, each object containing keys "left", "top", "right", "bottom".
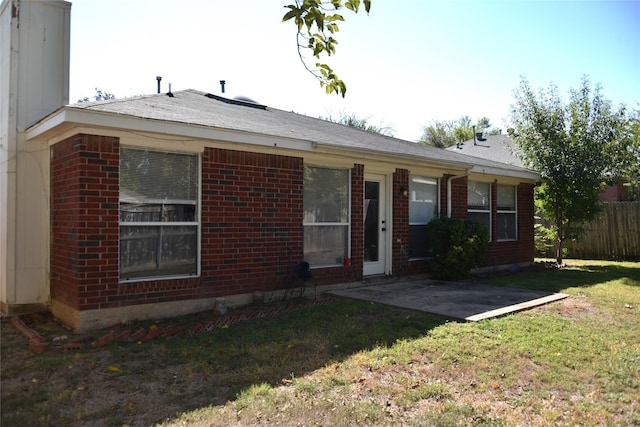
{"left": 447, "top": 169, "right": 471, "bottom": 218}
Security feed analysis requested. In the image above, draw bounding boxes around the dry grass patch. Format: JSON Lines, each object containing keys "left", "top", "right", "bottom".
{"left": 2, "top": 259, "right": 639, "bottom": 426}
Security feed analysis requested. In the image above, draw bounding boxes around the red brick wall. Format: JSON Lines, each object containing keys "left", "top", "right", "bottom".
{"left": 392, "top": 169, "right": 413, "bottom": 276}
{"left": 199, "top": 147, "right": 305, "bottom": 294}
{"left": 50, "top": 134, "right": 120, "bottom": 311}
{"left": 51, "top": 137, "right": 374, "bottom": 315}
{"left": 448, "top": 175, "right": 468, "bottom": 219}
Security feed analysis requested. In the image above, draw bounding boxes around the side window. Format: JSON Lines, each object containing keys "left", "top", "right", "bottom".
{"left": 119, "top": 147, "right": 199, "bottom": 280}
{"left": 497, "top": 184, "right": 517, "bottom": 240}
{"left": 409, "top": 176, "right": 439, "bottom": 258}
{"left": 467, "top": 181, "right": 491, "bottom": 239}
{"left": 303, "top": 166, "right": 350, "bottom": 266}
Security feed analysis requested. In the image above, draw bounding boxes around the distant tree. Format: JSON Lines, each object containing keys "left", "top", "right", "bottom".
{"left": 78, "top": 88, "right": 116, "bottom": 103}
{"left": 475, "top": 116, "right": 501, "bottom": 136}
{"left": 418, "top": 120, "right": 456, "bottom": 148}
{"left": 282, "top": 0, "right": 371, "bottom": 97}
{"left": 418, "top": 116, "right": 495, "bottom": 148}
{"left": 324, "top": 112, "right": 395, "bottom": 136}
{"left": 509, "top": 76, "right": 628, "bottom": 265}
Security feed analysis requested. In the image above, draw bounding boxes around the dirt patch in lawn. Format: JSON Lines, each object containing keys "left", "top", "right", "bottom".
{"left": 531, "top": 294, "right": 609, "bottom": 321}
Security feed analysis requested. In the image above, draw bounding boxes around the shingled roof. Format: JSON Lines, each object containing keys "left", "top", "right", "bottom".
{"left": 33, "top": 89, "right": 538, "bottom": 179}
{"left": 445, "top": 134, "right": 526, "bottom": 168}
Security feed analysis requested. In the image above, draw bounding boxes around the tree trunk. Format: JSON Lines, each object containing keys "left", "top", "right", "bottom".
{"left": 555, "top": 202, "right": 564, "bottom": 266}
{"left": 556, "top": 238, "right": 564, "bottom": 266}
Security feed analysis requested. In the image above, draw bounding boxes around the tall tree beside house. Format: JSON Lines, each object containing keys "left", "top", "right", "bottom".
{"left": 282, "top": 0, "right": 371, "bottom": 97}
{"left": 509, "top": 76, "right": 628, "bottom": 265}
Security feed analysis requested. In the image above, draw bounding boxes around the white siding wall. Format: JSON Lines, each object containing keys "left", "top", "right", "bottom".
{"left": 0, "top": 0, "right": 70, "bottom": 312}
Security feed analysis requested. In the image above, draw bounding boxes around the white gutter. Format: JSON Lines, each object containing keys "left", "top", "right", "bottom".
{"left": 447, "top": 169, "right": 471, "bottom": 218}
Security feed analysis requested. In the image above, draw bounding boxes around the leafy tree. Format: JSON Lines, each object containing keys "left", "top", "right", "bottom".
{"left": 323, "top": 112, "right": 395, "bottom": 136}
{"left": 509, "top": 76, "right": 628, "bottom": 265}
{"left": 78, "top": 88, "right": 116, "bottom": 103}
{"left": 418, "top": 120, "right": 456, "bottom": 148}
{"left": 611, "top": 107, "right": 640, "bottom": 198}
{"left": 282, "top": 0, "right": 371, "bottom": 97}
{"left": 418, "top": 116, "right": 496, "bottom": 148}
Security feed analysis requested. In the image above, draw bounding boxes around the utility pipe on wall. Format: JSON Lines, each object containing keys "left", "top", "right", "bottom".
{"left": 447, "top": 169, "right": 470, "bottom": 218}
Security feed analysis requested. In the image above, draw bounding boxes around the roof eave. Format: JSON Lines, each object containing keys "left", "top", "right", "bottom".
{"left": 470, "top": 164, "right": 540, "bottom": 181}
{"left": 26, "top": 107, "right": 318, "bottom": 152}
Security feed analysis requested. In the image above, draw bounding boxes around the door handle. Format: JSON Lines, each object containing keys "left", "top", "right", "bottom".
{"left": 381, "top": 228, "right": 386, "bottom": 231}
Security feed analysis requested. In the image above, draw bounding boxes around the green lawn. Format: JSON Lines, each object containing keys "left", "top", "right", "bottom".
{"left": 2, "top": 259, "right": 638, "bottom": 426}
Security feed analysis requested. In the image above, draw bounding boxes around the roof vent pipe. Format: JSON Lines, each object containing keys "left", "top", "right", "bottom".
{"left": 473, "top": 125, "right": 477, "bottom": 146}
{"left": 156, "top": 76, "right": 162, "bottom": 94}
{"left": 220, "top": 80, "right": 226, "bottom": 93}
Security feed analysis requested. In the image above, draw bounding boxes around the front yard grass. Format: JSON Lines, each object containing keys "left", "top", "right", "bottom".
{"left": 1, "top": 259, "right": 639, "bottom": 426}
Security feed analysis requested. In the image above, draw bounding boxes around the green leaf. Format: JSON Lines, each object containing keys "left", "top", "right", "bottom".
{"left": 281, "top": 6, "right": 300, "bottom": 22}
{"left": 325, "top": 14, "right": 345, "bottom": 22}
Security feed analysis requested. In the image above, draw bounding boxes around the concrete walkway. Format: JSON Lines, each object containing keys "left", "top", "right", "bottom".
{"left": 328, "top": 279, "right": 568, "bottom": 321}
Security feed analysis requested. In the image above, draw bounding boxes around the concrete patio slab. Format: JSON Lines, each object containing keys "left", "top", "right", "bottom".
{"left": 328, "top": 280, "right": 569, "bottom": 321}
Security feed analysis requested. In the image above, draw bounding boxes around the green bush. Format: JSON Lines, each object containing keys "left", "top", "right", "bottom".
{"left": 425, "top": 217, "right": 489, "bottom": 280}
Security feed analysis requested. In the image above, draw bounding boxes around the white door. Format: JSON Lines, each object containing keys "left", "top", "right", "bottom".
{"left": 363, "top": 175, "right": 387, "bottom": 276}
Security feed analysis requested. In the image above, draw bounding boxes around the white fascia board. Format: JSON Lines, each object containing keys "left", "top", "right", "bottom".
{"left": 314, "top": 144, "right": 475, "bottom": 172}
{"left": 470, "top": 164, "right": 540, "bottom": 182}
{"left": 26, "top": 108, "right": 317, "bottom": 151}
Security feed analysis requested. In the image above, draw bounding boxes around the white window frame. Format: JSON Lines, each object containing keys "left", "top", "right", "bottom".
{"left": 496, "top": 184, "right": 517, "bottom": 241}
{"left": 467, "top": 180, "right": 491, "bottom": 241}
{"left": 303, "top": 165, "right": 351, "bottom": 267}
{"left": 119, "top": 147, "right": 201, "bottom": 282}
{"left": 408, "top": 176, "right": 439, "bottom": 259}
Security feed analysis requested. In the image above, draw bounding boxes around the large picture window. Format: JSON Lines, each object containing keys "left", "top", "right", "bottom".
{"left": 497, "top": 184, "right": 517, "bottom": 240}
{"left": 303, "top": 166, "right": 350, "bottom": 266}
{"left": 468, "top": 181, "right": 491, "bottom": 239}
{"left": 409, "top": 176, "right": 439, "bottom": 258}
{"left": 119, "top": 148, "right": 199, "bottom": 280}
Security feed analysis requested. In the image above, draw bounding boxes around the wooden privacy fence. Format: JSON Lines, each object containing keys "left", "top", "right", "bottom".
{"left": 538, "top": 202, "right": 640, "bottom": 261}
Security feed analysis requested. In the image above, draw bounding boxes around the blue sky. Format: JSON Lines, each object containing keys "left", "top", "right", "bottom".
{"left": 69, "top": 0, "right": 640, "bottom": 141}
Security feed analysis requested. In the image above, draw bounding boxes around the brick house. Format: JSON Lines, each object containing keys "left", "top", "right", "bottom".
{"left": 1, "top": 0, "right": 540, "bottom": 331}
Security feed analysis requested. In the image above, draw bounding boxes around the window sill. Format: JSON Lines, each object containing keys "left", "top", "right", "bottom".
{"left": 119, "top": 273, "right": 200, "bottom": 284}
{"left": 409, "top": 256, "right": 434, "bottom": 262}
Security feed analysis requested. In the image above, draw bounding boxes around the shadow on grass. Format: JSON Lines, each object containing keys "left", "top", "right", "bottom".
{"left": 153, "top": 299, "right": 446, "bottom": 403}
{"left": 1, "top": 299, "right": 446, "bottom": 426}
{"left": 480, "top": 260, "right": 640, "bottom": 293}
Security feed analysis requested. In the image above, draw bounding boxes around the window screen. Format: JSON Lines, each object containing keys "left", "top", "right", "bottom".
{"left": 468, "top": 181, "right": 491, "bottom": 239}
{"left": 303, "top": 166, "right": 350, "bottom": 265}
{"left": 497, "top": 184, "right": 517, "bottom": 240}
{"left": 119, "top": 148, "right": 199, "bottom": 280}
{"left": 409, "top": 176, "right": 438, "bottom": 258}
